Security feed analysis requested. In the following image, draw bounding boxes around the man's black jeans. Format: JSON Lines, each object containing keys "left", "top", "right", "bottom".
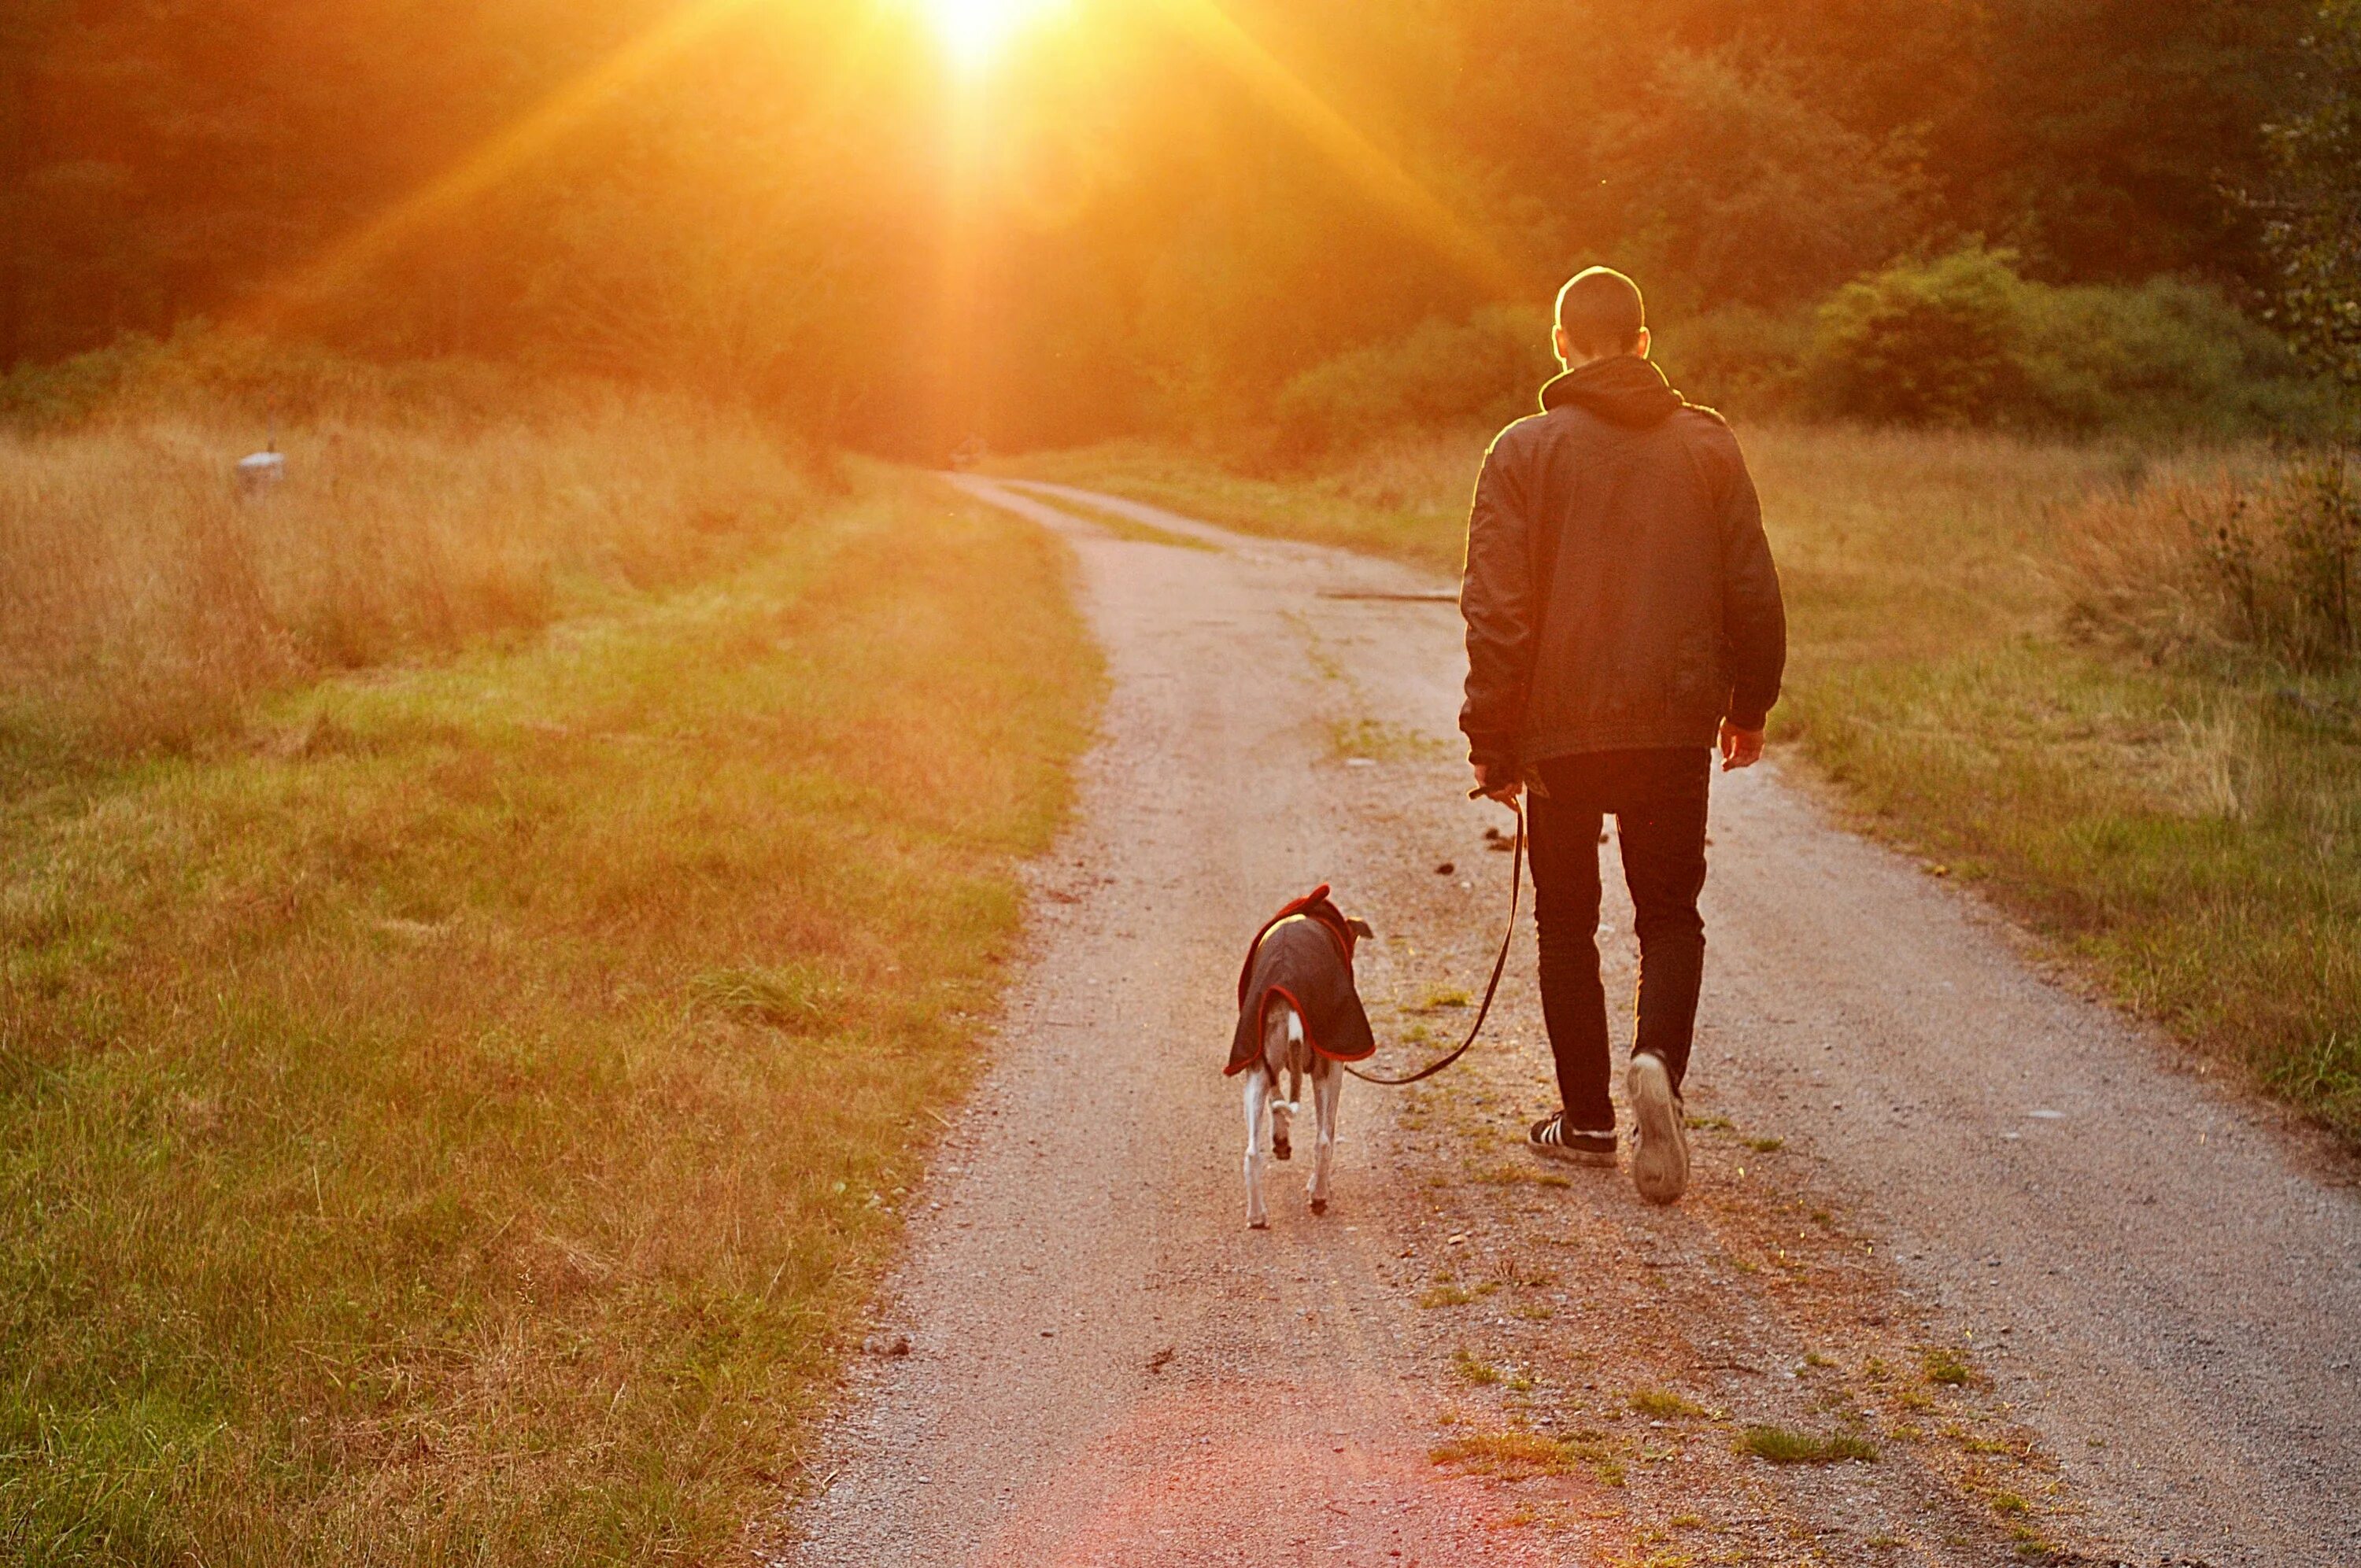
{"left": 1525, "top": 747, "right": 1711, "bottom": 1132}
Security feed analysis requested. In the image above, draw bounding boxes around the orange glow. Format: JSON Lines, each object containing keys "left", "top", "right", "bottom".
{"left": 1147, "top": 0, "right": 1528, "bottom": 302}
{"left": 242, "top": 0, "right": 764, "bottom": 327}
{"left": 245, "top": 0, "right": 1520, "bottom": 352}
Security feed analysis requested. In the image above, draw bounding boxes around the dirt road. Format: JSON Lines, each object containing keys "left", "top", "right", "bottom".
{"left": 774, "top": 478, "right": 2361, "bottom": 1566}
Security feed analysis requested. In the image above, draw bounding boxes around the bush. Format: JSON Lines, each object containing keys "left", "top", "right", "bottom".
{"left": 1271, "top": 299, "right": 1805, "bottom": 452}
{"left": 2027, "top": 278, "right": 2330, "bottom": 435}
{"left": 1654, "top": 303, "right": 1816, "bottom": 415}
{"left": 1268, "top": 248, "right": 2330, "bottom": 450}
{"left": 1811, "top": 246, "right": 2333, "bottom": 436}
{"left": 1596, "top": 49, "right": 1928, "bottom": 310}
{"left": 1273, "top": 305, "right": 1554, "bottom": 455}
{"left": 0, "top": 323, "right": 520, "bottom": 434}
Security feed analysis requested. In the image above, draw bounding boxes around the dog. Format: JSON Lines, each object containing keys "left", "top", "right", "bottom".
{"left": 1226, "top": 885, "right": 1376, "bottom": 1229}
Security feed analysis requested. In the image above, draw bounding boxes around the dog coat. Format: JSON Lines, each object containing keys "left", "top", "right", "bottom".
{"left": 1226, "top": 884, "right": 1376, "bottom": 1075}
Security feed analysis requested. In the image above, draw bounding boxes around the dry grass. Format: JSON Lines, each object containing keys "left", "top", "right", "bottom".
{"left": 2053, "top": 464, "right": 2265, "bottom": 659}
{"left": 0, "top": 384, "right": 821, "bottom": 750}
{"left": 0, "top": 463, "right": 1099, "bottom": 1563}
{"left": 1008, "top": 425, "right": 2361, "bottom": 1140}
{"left": 2054, "top": 449, "right": 2361, "bottom": 670}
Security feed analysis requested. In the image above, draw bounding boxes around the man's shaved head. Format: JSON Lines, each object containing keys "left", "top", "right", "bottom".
{"left": 1555, "top": 267, "right": 1647, "bottom": 362}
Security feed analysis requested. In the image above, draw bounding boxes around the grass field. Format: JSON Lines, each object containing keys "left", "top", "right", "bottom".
{"left": 0, "top": 444, "right": 1099, "bottom": 1562}
{"left": 0, "top": 381, "right": 821, "bottom": 752}
{"left": 1006, "top": 428, "right": 2361, "bottom": 1141}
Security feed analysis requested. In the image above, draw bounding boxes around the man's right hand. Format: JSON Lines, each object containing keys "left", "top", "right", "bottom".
{"left": 1472, "top": 760, "right": 1523, "bottom": 802}
{"left": 1719, "top": 719, "right": 1764, "bottom": 772}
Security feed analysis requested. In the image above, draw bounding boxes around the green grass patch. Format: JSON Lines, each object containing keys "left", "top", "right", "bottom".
{"left": 1739, "top": 1425, "right": 1879, "bottom": 1463}
{"left": 1432, "top": 1426, "right": 1627, "bottom": 1486}
{"left": 1005, "top": 427, "right": 2361, "bottom": 1145}
{"left": 1923, "top": 1346, "right": 1976, "bottom": 1386}
{"left": 1451, "top": 1348, "right": 1502, "bottom": 1385}
{"left": 0, "top": 467, "right": 1100, "bottom": 1563}
{"left": 1467, "top": 1162, "right": 1567, "bottom": 1187}
{"left": 996, "top": 436, "right": 1473, "bottom": 572}
{"left": 687, "top": 960, "right": 849, "bottom": 1034}
{"left": 1011, "top": 484, "right": 1221, "bottom": 552}
{"left": 1328, "top": 715, "right": 1451, "bottom": 762}
{"left": 1629, "top": 1388, "right": 1709, "bottom": 1420}
{"left": 1428, "top": 1430, "right": 1580, "bottom": 1478}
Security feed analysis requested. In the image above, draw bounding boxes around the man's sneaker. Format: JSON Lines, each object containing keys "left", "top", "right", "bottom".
{"left": 1627, "top": 1052, "right": 1690, "bottom": 1204}
{"left": 1528, "top": 1112, "right": 1616, "bottom": 1168}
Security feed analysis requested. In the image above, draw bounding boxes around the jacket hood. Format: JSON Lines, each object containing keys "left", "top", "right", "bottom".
{"left": 1538, "top": 353, "right": 1685, "bottom": 427}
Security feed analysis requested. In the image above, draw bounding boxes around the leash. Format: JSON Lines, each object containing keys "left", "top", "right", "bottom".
{"left": 1343, "top": 791, "right": 1524, "bottom": 1086}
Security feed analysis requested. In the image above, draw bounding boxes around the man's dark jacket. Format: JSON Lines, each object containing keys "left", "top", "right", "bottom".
{"left": 1459, "top": 355, "right": 1786, "bottom": 773}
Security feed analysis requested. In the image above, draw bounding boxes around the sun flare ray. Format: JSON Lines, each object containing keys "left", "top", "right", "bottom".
{"left": 244, "top": 0, "right": 772, "bottom": 326}
{"left": 1147, "top": 0, "right": 1528, "bottom": 301}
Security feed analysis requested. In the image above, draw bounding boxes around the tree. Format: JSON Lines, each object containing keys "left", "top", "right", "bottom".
{"left": 1593, "top": 50, "right": 1928, "bottom": 311}
{"left": 2263, "top": 1, "right": 2361, "bottom": 386}
{"left": 1944, "top": 0, "right": 2315, "bottom": 283}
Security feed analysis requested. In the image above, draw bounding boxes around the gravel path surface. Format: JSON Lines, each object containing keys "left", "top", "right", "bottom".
{"left": 774, "top": 478, "right": 2361, "bottom": 1567}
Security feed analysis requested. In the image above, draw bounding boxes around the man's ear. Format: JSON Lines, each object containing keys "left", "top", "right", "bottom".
{"left": 1632, "top": 325, "right": 1652, "bottom": 361}
{"left": 1346, "top": 917, "right": 1375, "bottom": 940}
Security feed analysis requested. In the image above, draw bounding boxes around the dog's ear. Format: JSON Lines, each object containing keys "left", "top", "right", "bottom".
{"left": 1346, "top": 917, "right": 1375, "bottom": 940}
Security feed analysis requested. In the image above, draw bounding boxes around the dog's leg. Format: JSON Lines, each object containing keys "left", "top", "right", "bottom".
{"left": 1308, "top": 1057, "right": 1340, "bottom": 1216}
{"left": 1265, "top": 1003, "right": 1295, "bottom": 1163}
{"left": 1243, "top": 1065, "right": 1269, "bottom": 1230}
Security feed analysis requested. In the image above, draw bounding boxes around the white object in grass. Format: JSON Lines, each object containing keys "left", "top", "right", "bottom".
{"left": 235, "top": 450, "right": 285, "bottom": 496}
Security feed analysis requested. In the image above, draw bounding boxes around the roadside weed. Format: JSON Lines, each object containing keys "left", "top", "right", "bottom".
{"left": 1630, "top": 1388, "right": 1709, "bottom": 1420}
{"left": 1740, "top": 1426, "right": 1879, "bottom": 1463}
{"left": 1452, "top": 1348, "right": 1502, "bottom": 1385}
{"left": 1923, "top": 1347, "right": 1976, "bottom": 1386}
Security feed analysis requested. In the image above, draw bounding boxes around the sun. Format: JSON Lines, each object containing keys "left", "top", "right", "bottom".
{"left": 919, "top": 0, "right": 1066, "bottom": 70}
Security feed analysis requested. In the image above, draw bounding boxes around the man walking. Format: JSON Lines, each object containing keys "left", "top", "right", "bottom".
{"left": 1459, "top": 266, "right": 1786, "bottom": 1205}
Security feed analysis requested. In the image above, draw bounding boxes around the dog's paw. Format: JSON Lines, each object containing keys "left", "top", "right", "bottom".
{"left": 1249, "top": 1218, "right": 1269, "bottom": 1230}
{"left": 1308, "top": 1197, "right": 1328, "bottom": 1216}
{"left": 1273, "top": 1138, "right": 1291, "bottom": 1161}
